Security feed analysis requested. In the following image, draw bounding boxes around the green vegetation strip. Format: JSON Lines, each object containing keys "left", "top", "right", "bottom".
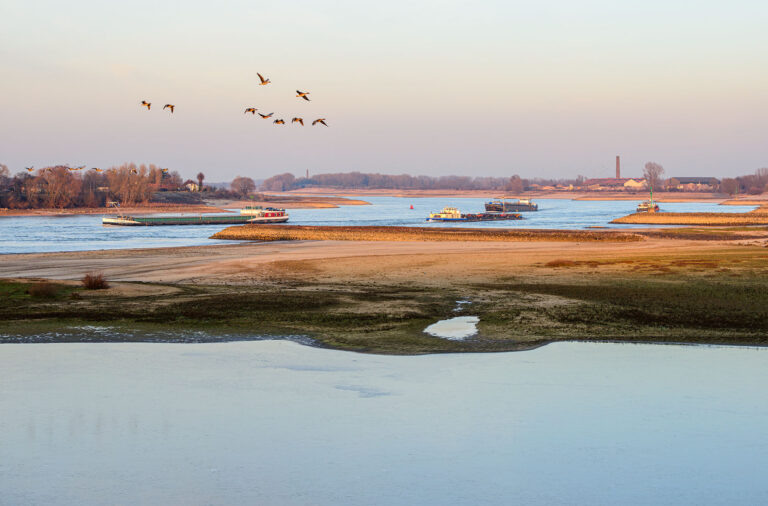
{"left": 2, "top": 273, "right": 767, "bottom": 353}
{"left": 211, "top": 225, "right": 643, "bottom": 242}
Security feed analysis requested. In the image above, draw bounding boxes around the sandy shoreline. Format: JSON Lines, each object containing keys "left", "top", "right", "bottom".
{"left": 0, "top": 237, "right": 758, "bottom": 284}
{"left": 2, "top": 237, "right": 767, "bottom": 353}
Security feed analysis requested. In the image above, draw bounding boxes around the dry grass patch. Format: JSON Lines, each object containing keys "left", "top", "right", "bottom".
{"left": 545, "top": 259, "right": 578, "bottom": 268}
{"left": 27, "top": 282, "right": 60, "bottom": 298}
{"left": 211, "top": 225, "right": 643, "bottom": 243}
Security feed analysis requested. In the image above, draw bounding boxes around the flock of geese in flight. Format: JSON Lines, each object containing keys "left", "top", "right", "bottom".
{"left": 25, "top": 72, "right": 322, "bottom": 176}
{"left": 139, "top": 72, "right": 328, "bottom": 127}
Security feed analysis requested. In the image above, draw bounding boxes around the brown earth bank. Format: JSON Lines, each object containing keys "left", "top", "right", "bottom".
{"left": 206, "top": 195, "right": 370, "bottom": 209}
{"left": 2, "top": 236, "right": 768, "bottom": 353}
{"left": 0, "top": 195, "right": 370, "bottom": 216}
{"left": 613, "top": 208, "right": 768, "bottom": 226}
{"left": 211, "top": 225, "right": 643, "bottom": 243}
{"left": 0, "top": 204, "right": 230, "bottom": 217}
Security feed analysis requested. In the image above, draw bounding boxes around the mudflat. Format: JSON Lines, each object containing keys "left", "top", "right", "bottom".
{"left": 2, "top": 235, "right": 768, "bottom": 353}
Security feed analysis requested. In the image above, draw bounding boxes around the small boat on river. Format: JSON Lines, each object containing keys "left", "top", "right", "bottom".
{"left": 636, "top": 185, "right": 660, "bottom": 213}
{"left": 102, "top": 206, "right": 289, "bottom": 226}
{"left": 426, "top": 207, "right": 522, "bottom": 222}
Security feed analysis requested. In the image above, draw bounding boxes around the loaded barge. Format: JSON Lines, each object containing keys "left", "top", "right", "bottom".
{"left": 485, "top": 198, "right": 538, "bottom": 212}
{"left": 427, "top": 207, "right": 522, "bottom": 222}
{"left": 102, "top": 206, "right": 289, "bottom": 226}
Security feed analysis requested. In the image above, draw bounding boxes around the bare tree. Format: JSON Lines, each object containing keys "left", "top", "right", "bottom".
{"left": 197, "top": 172, "right": 205, "bottom": 191}
{"left": 643, "top": 162, "right": 665, "bottom": 192}
{"left": 720, "top": 178, "right": 739, "bottom": 195}
{"left": 505, "top": 175, "right": 524, "bottom": 193}
{"left": 262, "top": 173, "right": 296, "bottom": 192}
{"left": 230, "top": 176, "right": 256, "bottom": 198}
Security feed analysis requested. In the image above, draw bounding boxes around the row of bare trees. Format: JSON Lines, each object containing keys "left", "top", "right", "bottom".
{"left": 0, "top": 164, "right": 183, "bottom": 209}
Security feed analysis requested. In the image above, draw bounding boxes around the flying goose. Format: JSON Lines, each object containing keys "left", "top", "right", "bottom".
{"left": 130, "top": 168, "right": 138, "bottom": 175}
{"left": 291, "top": 117, "right": 304, "bottom": 126}
{"left": 273, "top": 119, "right": 285, "bottom": 124}
{"left": 25, "top": 166, "right": 34, "bottom": 172}
{"left": 141, "top": 100, "right": 151, "bottom": 110}
{"left": 296, "top": 90, "right": 310, "bottom": 101}
{"left": 312, "top": 118, "right": 328, "bottom": 127}
{"left": 257, "top": 73, "right": 271, "bottom": 85}
{"left": 259, "top": 112, "right": 274, "bottom": 119}
{"left": 163, "top": 104, "right": 175, "bottom": 113}
{"left": 91, "top": 168, "right": 102, "bottom": 172}
{"left": 244, "top": 107, "right": 257, "bottom": 115}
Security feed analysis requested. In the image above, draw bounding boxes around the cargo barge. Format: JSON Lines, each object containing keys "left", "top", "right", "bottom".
{"left": 102, "top": 206, "right": 289, "bottom": 226}
{"left": 485, "top": 198, "right": 538, "bottom": 212}
{"left": 426, "top": 207, "right": 522, "bottom": 222}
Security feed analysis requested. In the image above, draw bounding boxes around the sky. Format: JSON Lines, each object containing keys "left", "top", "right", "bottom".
{"left": 1, "top": 0, "right": 767, "bottom": 181}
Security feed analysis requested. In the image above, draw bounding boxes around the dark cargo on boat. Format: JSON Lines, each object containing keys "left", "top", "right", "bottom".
{"left": 485, "top": 198, "right": 538, "bottom": 212}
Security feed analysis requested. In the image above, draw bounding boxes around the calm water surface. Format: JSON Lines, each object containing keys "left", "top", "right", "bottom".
{"left": 0, "top": 197, "right": 757, "bottom": 254}
{"left": 1, "top": 340, "right": 766, "bottom": 505}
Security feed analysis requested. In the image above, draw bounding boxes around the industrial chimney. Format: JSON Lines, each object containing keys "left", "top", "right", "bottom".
{"left": 615, "top": 156, "right": 621, "bottom": 179}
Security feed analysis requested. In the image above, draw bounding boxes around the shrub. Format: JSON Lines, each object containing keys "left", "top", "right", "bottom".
{"left": 27, "top": 282, "right": 59, "bottom": 298}
{"left": 81, "top": 272, "right": 109, "bottom": 290}
{"left": 545, "top": 259, "right": 577, "bottom": 268}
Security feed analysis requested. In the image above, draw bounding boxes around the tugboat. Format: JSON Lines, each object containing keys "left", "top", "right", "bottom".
{"left": 427, "top": 207, "right": 522, "bottom": 222}
{"left": 485, "top": 198, "right": 538, "bottom": 212}
{"left": 636, "top": 185, "right": 660, "bottom": 213}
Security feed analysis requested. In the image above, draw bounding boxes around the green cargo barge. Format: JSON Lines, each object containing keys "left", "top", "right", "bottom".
{"left": 102, "top": 206, "right": 290, "bottom": 226}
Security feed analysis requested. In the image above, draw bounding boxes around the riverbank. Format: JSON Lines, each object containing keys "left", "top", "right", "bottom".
{"left": 0, "top": 195, "right": 371, "bottom": 217}
{"left": 211, "top": 225, "right": 643, "bottom": 243}
{"left": 0, "top": 203, "right": 230, "bottom": 217}
{"left": 206, "top": 195, "right": 370, "bottom": 209}
{"left": 613, "top": 207, "right": 768, "bottom": 226}
{"left": 287, "top": 187, "right": 736, "bottom": 202}
{"left": 2, "top": 236, "right": 767, "bottom": 353}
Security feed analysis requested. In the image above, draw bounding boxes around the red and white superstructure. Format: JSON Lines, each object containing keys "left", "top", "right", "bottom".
{"left": 240, "top": 206, "right": 290, "bottom": 223}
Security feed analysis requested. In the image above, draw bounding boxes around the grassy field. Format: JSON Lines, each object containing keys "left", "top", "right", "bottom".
{"left": 211, "top": 225, "right": 643, "bottom": 242}
{"left": 3, "top": 265, "right": 767, "bottom": 353}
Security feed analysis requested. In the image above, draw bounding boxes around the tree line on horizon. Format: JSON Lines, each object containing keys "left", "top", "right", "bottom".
{"left": 262, "top": 168, "right": 768, "bottom": 196}
{"left": 3, "top": 163, "right": 768, "bottom": 210}
{"left": 0, "top": 164, "right": 186, "bottom": 209}
{"left": 260, "top": 172, "right": 563, "bottom": 193}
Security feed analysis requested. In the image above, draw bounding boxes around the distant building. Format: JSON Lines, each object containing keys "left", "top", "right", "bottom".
{"left": 581, "top": 178, "right": 646, "bottom": 191}
{"left": 667, "top": 177, "right": 720, "bottom": 192}
{"left": 185, "top": 182, "right": 200, "bottom": 192}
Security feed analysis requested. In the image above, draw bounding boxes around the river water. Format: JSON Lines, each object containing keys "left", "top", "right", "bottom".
{"left": 0, "top": 197, "right": 757, "bottom": 254}
{"left": 1, "top": 340, "right": 766, "bottom": 505}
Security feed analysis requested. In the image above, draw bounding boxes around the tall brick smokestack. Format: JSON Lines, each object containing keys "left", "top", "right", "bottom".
{"left": 616, "top": 156, "right": 621, "bottom": 179}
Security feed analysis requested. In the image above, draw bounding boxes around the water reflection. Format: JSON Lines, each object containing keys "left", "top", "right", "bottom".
{"left": 1, "top": 341, "right": 766, "bottom": 505}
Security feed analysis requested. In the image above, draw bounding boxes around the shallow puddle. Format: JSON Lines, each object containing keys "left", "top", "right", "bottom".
{"left": 423, "top": 316, "right": 479, "bottom": 340}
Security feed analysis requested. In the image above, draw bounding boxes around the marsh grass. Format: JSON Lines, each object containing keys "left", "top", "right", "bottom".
{"left": 2, "top": 272, "right": 767, "bottom": 352}
{"left": 613, "top": 212, "right": 768, "bottom": 226}
{"left": 211, "top": 225, "right": 643, "bottom": 243}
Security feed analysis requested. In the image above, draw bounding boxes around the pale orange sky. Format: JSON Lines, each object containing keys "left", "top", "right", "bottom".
{"left": 1, "top": 0, "right": 767, "bottom": 180}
